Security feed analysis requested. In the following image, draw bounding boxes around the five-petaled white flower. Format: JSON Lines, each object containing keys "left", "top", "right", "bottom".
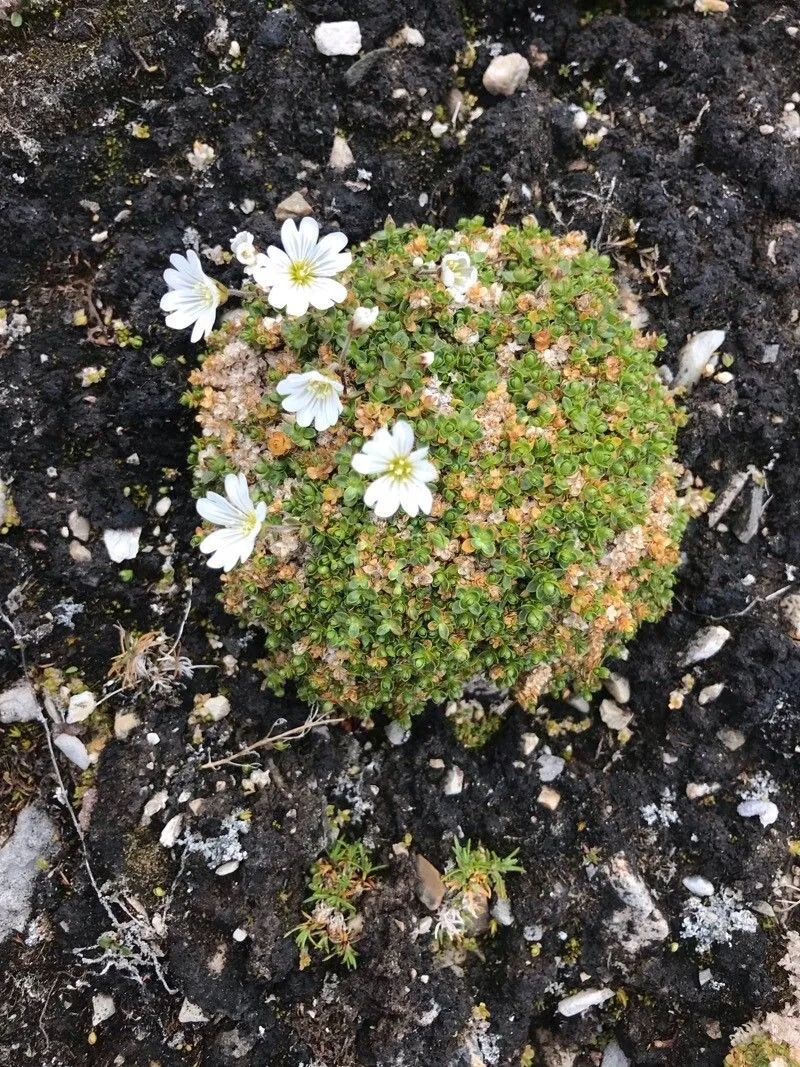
{"left": 351, "top": 421, "right": 437, "bottom": 519}
{"left": 441, "top": 250, "right": 477, "bottom": 302}
{"left": 230, "top": 230, "right": 258, "bottom": 268}
{"left": 276, "top": 370, "right": 344, "bottom": 432}
{"left": 251, "top": 217, "right": 352, "bottom": 317}
{"left": 351, "top": 305, "right": 379, "bottom": 332}
{"left": 196, "top": 473, "right": 267, "bottom": 572}
{"left": 161, "top": 250, "right": 221, "bottom": 342}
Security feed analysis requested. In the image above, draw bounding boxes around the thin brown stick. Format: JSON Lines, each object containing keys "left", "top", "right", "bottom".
{"left": 201, "top": 715, "right": 345, "bottom": 770}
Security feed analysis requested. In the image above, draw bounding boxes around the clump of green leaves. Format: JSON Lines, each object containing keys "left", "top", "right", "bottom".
{"left": 290, "top": 839, "right": 381, "bottom": 969}
{"left": 445, "top": 698, "right": 506, "bottom": 748}
{"left": 190, "top": 218, "right": 688, "bottom": 722}
{"left": 434, "top": 840, "right": 524, "bottom": 949}
{"left": 725, "top": 1035, "right": 800, "bottom": 1067}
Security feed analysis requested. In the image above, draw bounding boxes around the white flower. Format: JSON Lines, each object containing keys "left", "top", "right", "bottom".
{"left": 276, "top": 370, "right": 344, "bottom": 432}
{"left": 160, "top": 250, "right": 221, "bottom": 342}
{"left": 351, "top": 421, "right": 437, "bottom": 519}
{"left": 441, "top": 250, "right": 477, "bottom": 301}
{"left": 230, "top": 230, "right": 258, "bottom": 268}
{"left": 251, "top": 217, "right": 351, "bottom": 317}
{"left": 196, "top": 473, "right": 267, "bottom": 572}
{"left": 351, "top": 305, "right": 379, "bottom": 332}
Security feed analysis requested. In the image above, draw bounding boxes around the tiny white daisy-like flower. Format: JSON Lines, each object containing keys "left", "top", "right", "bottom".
{"left": 196, "top": 473, "right": 267, "bottom": 572}
{"left": 160, "top": 250, "right": 221, "bottom": 342}
{"left": 276, "top": 370, "right": 344, "bottom": 432}
{"left": 251, "top": 217, "right": 352, "bottom": 317}
{"left": 441, "top": 250, "right": 477, "bottom": 301}
{"left": 351, "top": 420, "right": 437, "bottom": 519}
{"left": 230, "top": 230, "right": 258, "bottom": 268}
{"left": 351, "top": 305, "right": 379, "bottom": 332}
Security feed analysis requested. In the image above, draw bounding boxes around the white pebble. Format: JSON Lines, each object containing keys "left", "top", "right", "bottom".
{"left": 155, "top": 496, "right": 171, "bottom": 517}
{"left": 66, "top": 691, "right": 96, "bottom": 724}
{"left": 54, "top": 732, "right": 90, "bottom": 770}
{"left": 698, "top": 682, "right": 725, "bottom": 705}
{"left": 482, "top": 53, "right": 530, "bottom": 97}
{"left": 600, "top": 699, "right": 633, "bottom": 732}
{"left": 314, "top": 20, "right": 361, "bottom": 57}
{"left": 602, "top": 1040, "right": 630, "bottom": 1067}
{"left": 604, "top": 673, "right": 630, "bottom": 704}
{"left": 385, "top": 721, "right": 409, "bottom": 746}
{"left": 329, "top": 134, "right": 355, "bottom": 172}
{"left": 680, "top": 625, "right": 731, "bottom": 667}
{"left": 232, "top": 927, "right": 248, "bottom": 942}
{"left": 557, "top": 988, "right": 614, "bottom": 1017}
{"left": 537, "top": 753, "right": 565, "bottom": 782}
{"left": 92, "top": 993, "right": 116, "bottom": 1026}
{"left": 216, "top": 859, "right": 241, "bottom": 876}
{"left": 103, "top": 527, "right": 142, "bottom": 563}
{"left": 737, "top": 799, "right": 778, "bottom": 827}
{"left": 443, "top": 766, "right": 464, "bottom": 795}
{"left": 672, "top": 330, "right": 726, "bottom": 393}
{"left": 683, "top": 875, "right": 715, "bottom": 897}
{"left": 178, "top": 999, "right": 208, "bottom": 1024}
{"left": 159, "top": 814, "right": 183, "bottom": 848}
{"left": 572, "top": 108, "right": 589, "bottom": 131}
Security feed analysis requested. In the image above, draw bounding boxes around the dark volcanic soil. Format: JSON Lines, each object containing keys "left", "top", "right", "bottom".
{"left": 1, "top": 1, "right": 800, "bottom": 1065}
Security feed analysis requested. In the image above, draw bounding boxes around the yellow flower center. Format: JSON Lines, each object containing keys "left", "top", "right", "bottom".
{"left": 308, "top": 377, "right": 335, "bottom": 398}
{"left": 386, "top": 456, "right": 413, "bottom": 481}
{"left": 240, "top": 512, "right": 258, "bottom": 535}
{"left": 194, "top": 281, "right": 217, "bottom": 308}
{"left": 288, "top": 259, "right": 315, "bottom": 286}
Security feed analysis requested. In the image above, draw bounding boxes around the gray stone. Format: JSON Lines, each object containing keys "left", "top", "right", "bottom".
{"left": 0, "top": 805, "right": 57, "bottom": 941}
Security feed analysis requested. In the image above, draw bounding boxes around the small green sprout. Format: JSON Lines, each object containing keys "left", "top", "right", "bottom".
{"left": 289, "top": 839, "right": 382, "bottom": 970}
{"left": 434, "top": 840, "right": 524, "bottom": 949}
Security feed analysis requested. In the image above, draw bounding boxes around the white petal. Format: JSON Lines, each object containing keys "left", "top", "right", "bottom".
{"left": 197, "top": 493, "right": 237, "bottom": 525}
{"left": 351, "top": 450, "right": 387, "bottom": 476}
{"left": 296, "top": 216, "right": 320, "bottom": 259}
{"left": 282, "top": 285, "right": 311, "bottom": 317}
{"left": 412, "top": 481, "right": 434, "bottom": 514}
{"left": 368, "top": 478, "right": 402, "bottom": 518}
{"left": 391, "top": 421, "right": 415, "bottom": 455}
{"left": 314, "top": 395, "right": 342, "bottom": 431}
{"left": 311, "top": 230, "right": 349, "bottom": 264}
{"left": 281, "top": 389, "right": 312, "bottom": 414}
{"left": 313, "top": 251, "right": 353, "bottom": 278}
{"left": 225, "top": 472, "right": 252, "bottom": 513}
{"left": 280, "top": 218, "right": 301, "bottom": 261}
{"left": 412, "top": 458, "right": 438, "bottom": 483}
{"left": 294, "top": 399, "right": 318, "bottom": 427}
{"left": 307, "top": 278, "right": 348, "bottom": 309}
{"left": 361, "top": 426, "right": 395, "bottom": 461}
{"left": 267, "top": 283, "right": 291, "bottom": 312}
{"left": 398, "top": 481, "right": 421, "bottom": 518}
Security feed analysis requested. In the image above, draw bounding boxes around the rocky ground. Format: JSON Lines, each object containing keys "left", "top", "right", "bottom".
{"left": 1, "top": 0, "right": 800, "bottom": 1064}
